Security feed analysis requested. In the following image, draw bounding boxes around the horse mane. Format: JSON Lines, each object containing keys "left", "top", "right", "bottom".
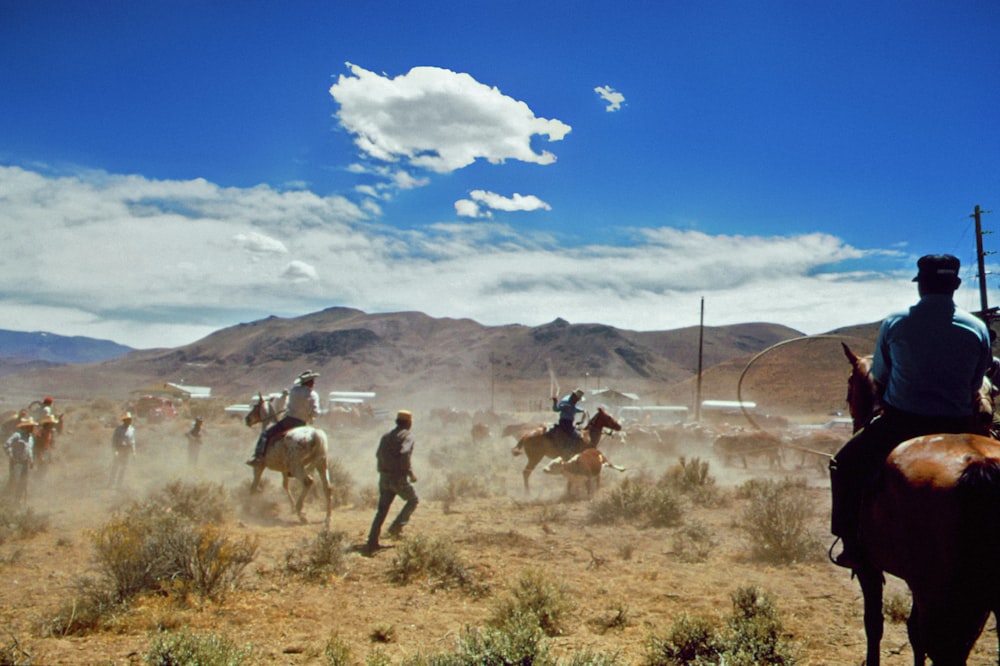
{"left": 842, "top": 342, "right": 877, "bottom": 433}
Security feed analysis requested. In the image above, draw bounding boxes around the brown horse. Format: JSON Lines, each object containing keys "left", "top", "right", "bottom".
{"left": 842, "top": 343, "right": 1000, "bottom": 665}
{"left": 511, "top": 407, "right": 622, "bottom": 492}
{"left": 245, "top": 393, "right": 333, "bottom": 527}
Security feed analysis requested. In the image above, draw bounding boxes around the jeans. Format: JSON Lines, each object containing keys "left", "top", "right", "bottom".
{"left": 367, "top": 473, "right": 419, "bottom": 546}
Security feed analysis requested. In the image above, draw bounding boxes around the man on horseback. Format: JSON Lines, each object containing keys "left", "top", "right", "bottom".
{"left": 246, "top": 370, "right": 320, "bottom": 466}
{"left": 830, "top": 254, "right": 991, "bottom": 569}
{"left": 549, "top": 388, "right": 586, "bottom": 456}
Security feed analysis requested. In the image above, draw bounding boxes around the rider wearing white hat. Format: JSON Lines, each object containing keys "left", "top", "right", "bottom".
{"left": 247, "top": 370, "right": 321, "bottom": 466}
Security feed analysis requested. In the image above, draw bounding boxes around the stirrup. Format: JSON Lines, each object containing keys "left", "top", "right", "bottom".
{"left": 828, "top": 536, "right": 861, "bottom": 569}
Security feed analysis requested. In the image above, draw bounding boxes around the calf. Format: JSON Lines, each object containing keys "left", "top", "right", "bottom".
{"left": 542, "top": 448, "right": 626, "bottom": 498}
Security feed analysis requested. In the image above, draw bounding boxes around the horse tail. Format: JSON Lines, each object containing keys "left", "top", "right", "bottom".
{"left": 957, "top": 456, "right": 1000, "bottom": 570}
{"left": 314, "top": 428, "right": 331, "bottom": 481}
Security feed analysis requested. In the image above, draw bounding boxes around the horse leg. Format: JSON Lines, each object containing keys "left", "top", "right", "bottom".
{"left": 857, "top": 566, "right": 884, "bottom": 666}
{"left": 523, "top": 451, "right": 542, "bottom": 493}
{"left": 906, "top": 601, "right": 926, "bottom": 666}
{"left": 250, "top": 465, "right": 264, "bottom": 493}
{"left": 290, "top": 466, "right": 314, "bottom": 523}
{"left": 317, "top": 460, "right": 333, "bottom": 529}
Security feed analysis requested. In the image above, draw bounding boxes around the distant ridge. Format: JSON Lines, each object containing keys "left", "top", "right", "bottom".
{"left": 0, "top": 329, "right": 133, "bottom": 364}
{"left": 0, "top": 308, "right": 846, "bottom": 411}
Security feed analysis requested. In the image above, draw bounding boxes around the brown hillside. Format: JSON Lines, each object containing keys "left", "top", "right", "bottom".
{"left": 0, "top": 308, "right": 881, "bottom": 418}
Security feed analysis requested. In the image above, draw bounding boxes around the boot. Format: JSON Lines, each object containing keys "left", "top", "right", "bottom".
{"left": 829, "top": 459, "right": 862, "bottom": 569}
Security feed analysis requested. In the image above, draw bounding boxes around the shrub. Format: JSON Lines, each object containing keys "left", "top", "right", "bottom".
{"left": 369, "top": 622, "right": 396, "bottom": 643}
{"left": 89, "top": 496, "right": 257, "bottom": 605}
{"left": 589, "top": 600, "right": 632, "bottom": 634}
{"left": 0, "top": 633, "right": 31, "bottom": 666}
{"left": 884, "top": 591, "right": 910, "bottom": 623}
{"left": 0, "top": 505, "right": 49, "bottom": 544}
{"left": 387, "top": 535, "right": 485, "bottom": 595}
{"left": 644, "top": 612, "right": 719, "bottom": 665}
{"left": 403, "top": 613, "right": 550, "bottom": 666}
{"left": 40, "top": 576, "right": 125, "bottom": 637}
{"left": 643, "top": 587, "right": 796, "bottom": 666}
{"left": 144, "top": 628, "right": 252, "bottom": 666}
{"left": 673, "top": 520, "right": 718, "bottom": 563}
{"left": 488, "top": 569, "right": 571, "bottom": 638}
{"left": 661, "top": 458, "right": 727, "bottom": 508}
{"left": 431, "top": 471, "right": 495, "bottom": 513}
{"left": 327, "top": 460, "right": 355, "bottom": 508}
{"left": 738, "top": 478, "right": 820, "bottom": 563}
{"left": 662, "top": 457, "right": 714, "bottom": 491}
{"left": 285, "top": 529, "right": 347, "bottom": 582}
{"left": 721, "top": 586, "right": 796, "bottom": 665}
{"left": 323, "top": 633, "right": 354, "bottom": 665}
{"left": 150, "top": 480, "right": 232, "bottom": 524}
{"left": 588, "top": 478, "right": 683, "bottom": 528}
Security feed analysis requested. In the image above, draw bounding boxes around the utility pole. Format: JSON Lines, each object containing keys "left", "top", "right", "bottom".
{"left": 695, "top": 297, "right": 704, "bottom": 422}
{"left": 973, "top": 204, "right": 997, "bottom": 325}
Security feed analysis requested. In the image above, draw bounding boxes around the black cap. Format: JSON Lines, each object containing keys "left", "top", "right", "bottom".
{"left": 912, "top": 254, "right": 960, "bottom": 283}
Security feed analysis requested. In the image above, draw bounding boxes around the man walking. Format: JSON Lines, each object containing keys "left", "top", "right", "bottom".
{"left": 366, "top": 410, "right": 419, "bottom": 553}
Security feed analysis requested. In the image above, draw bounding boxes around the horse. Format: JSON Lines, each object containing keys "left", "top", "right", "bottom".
{"left": 842, "top": 342, "right": 1000, "bottom": 665}
{"left": 245, "top": 393, "right": 333, "bottom": 527}
{"left": 471, "top": 422, "right": 490, "bottom": 445}
{"left": 511, "top": 407, "right": 622, "bottom": 492}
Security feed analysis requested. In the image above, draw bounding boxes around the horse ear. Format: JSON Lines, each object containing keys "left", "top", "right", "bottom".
{"left": 842, "top": 342, "right": 860, "bottom": 367}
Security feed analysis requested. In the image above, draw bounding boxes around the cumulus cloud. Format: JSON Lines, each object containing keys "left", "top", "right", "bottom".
{"left": 595, "top": 85, "right": 625, "bottom": 112}
{"left": 329, "top": 63, "right": 572, "bottom": 174}
{"left": 234, "top": 231, "right": 288, "bottom": 255}
{"left": 455, "top": 190, "right": 552, "bottom": 218}
{"left": 0, "top": 165, "right": 964, "bottom": 349}
{"left": 282, "top": 260, "right": 319, "bottom": 282}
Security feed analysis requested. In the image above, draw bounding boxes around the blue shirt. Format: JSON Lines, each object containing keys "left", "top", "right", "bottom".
{"left": 872, "top": 294, "right": 990, "bottom": 417}
{"left": 554, "top": 395, "right": 584, "bottom": 424}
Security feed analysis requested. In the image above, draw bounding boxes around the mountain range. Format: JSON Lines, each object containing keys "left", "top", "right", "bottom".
{"left": 0, "top": 308, "right": 881, "bottom": 417}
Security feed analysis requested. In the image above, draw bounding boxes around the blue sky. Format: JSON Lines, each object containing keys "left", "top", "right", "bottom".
{"left": 1, "top": 1, "right": 998, "bottom": 348}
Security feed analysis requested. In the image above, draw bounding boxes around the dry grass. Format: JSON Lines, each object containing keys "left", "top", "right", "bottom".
{"left": 0, "top": 406, "right": 994, "bottom": 665}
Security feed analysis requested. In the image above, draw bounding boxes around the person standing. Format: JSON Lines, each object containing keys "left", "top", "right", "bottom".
{"left": 366, "top": 410, "right": 419, "bottom": 553}
{"left": 4, "top": 417, "right": 35, "bottom": 503}
{"left": 185, "top": 417, "right": 204, "bottom": 465}
{"left": 829, "top": 254, "right": 991, "bottom": 568}
{"left": 247, "top": 370, "right": 320, "bottom": 466}
{"left": 109, "top": 412, "right": 137, "bottom": 489}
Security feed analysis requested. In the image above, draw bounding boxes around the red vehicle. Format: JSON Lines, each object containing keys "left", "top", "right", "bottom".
{"left": 133, "top": 395, "right": 178, "bottom": 422}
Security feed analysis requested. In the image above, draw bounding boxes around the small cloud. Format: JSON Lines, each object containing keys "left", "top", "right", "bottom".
{"left": 455, "top": 199, "right": 487, "bottom": 218}
{"left": 281, "top": 260, "right": 319, "bottom": 282}
{"left": 455, "top": 190, "right": 552, "bottom": 218}
{"left": 594, "top": 85, "right": 625, "bottom": 112}
{"left": 234, "top": 231, "right": 288, "bottom": 255}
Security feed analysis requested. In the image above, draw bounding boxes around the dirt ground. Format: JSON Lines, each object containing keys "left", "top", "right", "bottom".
{"left": 1, "top": 411, "right": 998, "bottom": 666}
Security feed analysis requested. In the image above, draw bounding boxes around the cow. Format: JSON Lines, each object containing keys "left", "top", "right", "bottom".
{"left": 712, "top": 429, "right": 783, "bottom": 469}
{"left": 471, "top": 422, "right": 490, "bottom": 445}
{"left": 542, "top": 448, "right": 626, "bottom": 499}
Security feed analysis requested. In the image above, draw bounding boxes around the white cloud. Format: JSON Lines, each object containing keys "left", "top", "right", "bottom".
{"left": 454, "top": 199, "right": 485, "bottom": 218}
{"left": 595, "top": 85, "right": 625, "bottom": 112}
{"left": 234, "top": 231, "right": 288, "bottom": 255}
{"left": 455, "top": 190, "right": 552, "bottom": 218}
{"left": 0, "top": 165, "right": 970, "bottom": 349}
{"left": 282, "top": 260, "right": 319, "bottom": 282}
{"left": 329, "top": 63, "right": 572, "bottom": 174}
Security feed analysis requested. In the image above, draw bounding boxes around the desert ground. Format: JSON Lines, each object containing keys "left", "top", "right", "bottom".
{"left": 1, "top": 403, "right": 998, "bottom": 665}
